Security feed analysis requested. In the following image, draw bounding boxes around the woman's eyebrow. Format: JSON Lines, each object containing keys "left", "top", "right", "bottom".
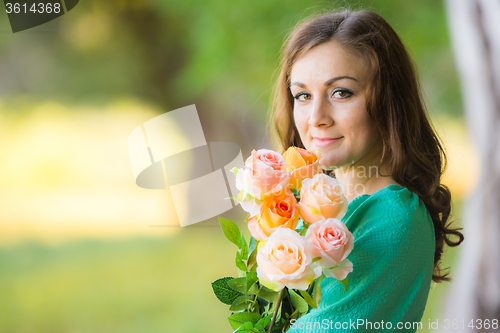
{"left": 290, "top": 76, "right": 358, "bottom": 88}
{"left": 324, "top": 76, "right": 358, "bottom": 85}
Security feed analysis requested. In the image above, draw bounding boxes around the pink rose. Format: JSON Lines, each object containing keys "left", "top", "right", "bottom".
{"left": 244, "top": 149, "right": 289, "bottom": 195}
{"left": 256, "top": 228, "right": 321, "bottom": 291}
{"left": 298, "top": 173, "right": 348, "bottom": 224}
{"left": 305, "top": 218, "right": 354, "bottom": 280}
{"left": 234, "top": 149, "right": 290, "bottom": 217}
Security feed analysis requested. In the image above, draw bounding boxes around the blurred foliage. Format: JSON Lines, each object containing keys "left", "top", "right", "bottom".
{"left": 0, "top": 0, "right": 462, "bottom": 118}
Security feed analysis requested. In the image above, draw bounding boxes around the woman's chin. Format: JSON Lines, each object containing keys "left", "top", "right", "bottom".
{"left": 318, "top": 154, "right": 344, "bottom": 171}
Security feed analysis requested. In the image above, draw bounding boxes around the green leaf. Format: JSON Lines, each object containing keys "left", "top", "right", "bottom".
{"left": 312, "top": 256, "right": 322, "bottom": 263}
{"left": 248, "top": 236, "right": 257, "bottom": 260}
{"left": 233, "top": 321, "right": 254, "bottom": 332}
{"left": 246, "top": 272, "right": 258, "bottom": 292}
{"left": 240, "top": 233, "right": 249, "bottom": 260}
{"left": 312, "top": 276, "right": 324, "bottom": 306}
{"left": 340, "top": 278, "right": 348, "bottom": 292}
{"left": 262, "top": 302, "right": 270, "bottom": 314}
{"left": 247, "top": 248, "right": 257, "bottom": 272}
{"left": 256, "top": 296, "right": 269, "bottom": 309}
{"left": 235, "top": 251, "right": 247, "bottom": 271}
{"left": 288, "top": 289, "right": 308, "bottom": 314}
{"left": 212, "top": 277, "right": 243, "bottom": 305}
{"left": 219, "top": 217, "right": 242, "bottom": 249}
{"left": 312, "top": 282, "right": 322, "bottom": 306}
{"left": 254, "top": 314, "right": 273, "bottom": 331}
{"left": 228, "top": 277, "right": 250, "bottom": 294}
{"left": 229, "top": 295, "right": 251, "bottom": 311}
{"left": 288, "top": 307, "right": 300, "bottom": 320}
{"left": 299, "top": 290, "right": 317, "bottom": 309}
{"left": 237, "top": 267, "right": 246, "bottom": 278}
{"left": 228, "top": 313, "right": 262, "bottom": 330}
{"left": 230, "top": 167, "right": 239, "bottom": 175}
{"left": 257, "top": 285, "right": 280, "bottom": 303}
{"left": 270, "top": 320, "right": 284, "bottom": 333}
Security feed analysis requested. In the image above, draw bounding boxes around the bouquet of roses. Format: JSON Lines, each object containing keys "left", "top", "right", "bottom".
{"left": 211, "top": 147, "right": 354, "bottom": 333}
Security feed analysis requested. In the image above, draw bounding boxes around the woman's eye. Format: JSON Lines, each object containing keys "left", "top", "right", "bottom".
{"left": 332, "top": 89, "right": 353, "bottom": 99}
{"left": 294, "top": 92, "right": 311, "bottom": 101}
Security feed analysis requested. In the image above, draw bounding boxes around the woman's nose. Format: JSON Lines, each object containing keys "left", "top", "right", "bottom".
{"left": 308, "top": 97, "right": 333, "bottom": 127}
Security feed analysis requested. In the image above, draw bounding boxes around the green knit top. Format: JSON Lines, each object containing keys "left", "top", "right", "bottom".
{"left": 287, "top": 185, "right": 435, "bottom": 332}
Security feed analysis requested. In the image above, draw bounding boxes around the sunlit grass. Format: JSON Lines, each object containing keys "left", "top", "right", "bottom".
{"left": 0, "top": 228, "right": 240, "bottom": 333}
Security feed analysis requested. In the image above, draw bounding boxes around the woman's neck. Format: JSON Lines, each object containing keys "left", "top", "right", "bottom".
{"left": 333, "top": 162, "right": 399, "bottom": 202}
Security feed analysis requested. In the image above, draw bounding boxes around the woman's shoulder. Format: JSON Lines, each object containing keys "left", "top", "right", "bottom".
{"left": 345, "top": 184, "right": 421, "bottom": 221}
{"left": 343, "top": 184, "right": 435, "bottom": 246}
{"left": 343, "top": 184, "right": 435, "bottom": 284}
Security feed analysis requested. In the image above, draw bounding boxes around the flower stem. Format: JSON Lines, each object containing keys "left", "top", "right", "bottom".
{"left": 267, "top": 289, "right": 284, "bottom": 333}
{"left": 249, "top": 288, "right": 261, "bottom": 312}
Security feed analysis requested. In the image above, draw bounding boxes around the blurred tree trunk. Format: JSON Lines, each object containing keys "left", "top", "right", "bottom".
{"left": 443, "top": 0, "right": 500, "bottom": 331}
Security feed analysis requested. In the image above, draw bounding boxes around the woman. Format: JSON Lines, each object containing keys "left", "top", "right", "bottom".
{"left": 270, "top": 10, "right": 464, "bottom": 332}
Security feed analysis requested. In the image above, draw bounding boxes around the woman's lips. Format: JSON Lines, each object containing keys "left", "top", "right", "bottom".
{"left": 312, "top": 137, "right": 343, "bottom": 147}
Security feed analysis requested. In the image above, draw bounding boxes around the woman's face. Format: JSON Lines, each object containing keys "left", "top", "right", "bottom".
{"left": 290, "top": 40, "right": 382, "bottom": 170}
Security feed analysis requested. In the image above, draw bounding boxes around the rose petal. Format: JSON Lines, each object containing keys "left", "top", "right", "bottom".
{"left": 323, "top": 259, "right": 353, "bottom": 280}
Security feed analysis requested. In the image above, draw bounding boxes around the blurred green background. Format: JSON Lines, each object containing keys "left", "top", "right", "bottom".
{"left": 0, "top": 0, "right": 476, "bottom": 332}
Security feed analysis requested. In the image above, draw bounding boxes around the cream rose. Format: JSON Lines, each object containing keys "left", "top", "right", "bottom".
{"left": 305, "top": 218, "right": 354, "bottom": 280}
{"left": 256, "top": 228, "right": 321, "bottom": 291}
{"left": 247, "top": 187, "right": 299, "bottom": 241}
{"left": 298, "top": 173, "right": 348, "bottom": 224}
{"left": 282, "top": 147, "right": 322, "bottom": 193}
{"left": 234, "top": 149, "right": 290, "bottom": 218}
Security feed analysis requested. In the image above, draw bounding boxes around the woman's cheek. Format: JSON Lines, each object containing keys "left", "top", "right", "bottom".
{"left": 294, "top": 109, "right": 309, "bottom": 135}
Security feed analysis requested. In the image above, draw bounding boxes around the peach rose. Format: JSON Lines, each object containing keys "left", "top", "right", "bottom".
{"left": 298, "top": 173, "right": 348, "bottom": 224}
{"left": 233, "top": 149, "right": 290, "bottom": 218}
{"left": 256, "top": 228, "right": 321, "bottom": 291}
{"left": 247, "top": 187, "right": 299, "bottom": 241}
{"left": 305, "top": 218, "right": 354, "bottom": 280}
{"left": 283, "top": 147, "right": 323, "bottom": 192}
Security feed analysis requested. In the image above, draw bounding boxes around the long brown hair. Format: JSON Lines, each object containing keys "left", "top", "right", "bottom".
{"left": 268, "top": 9, "right": 464, "bottom": 283}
